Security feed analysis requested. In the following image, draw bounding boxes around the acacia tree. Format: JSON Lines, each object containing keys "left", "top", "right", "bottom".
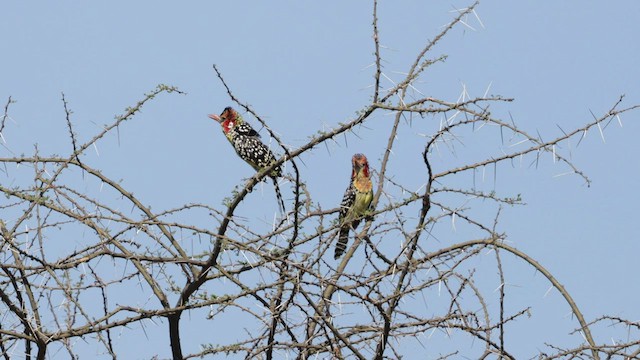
{"left": 1, "top": 2, "right": 639, "bottom": 359}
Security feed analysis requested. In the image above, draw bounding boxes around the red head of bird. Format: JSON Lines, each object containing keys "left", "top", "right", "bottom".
{"left": 351, "top": 153, "right": 370, "bottom": 179}
{"left": 208, "top": 107, "right": 241, "bottom": 134}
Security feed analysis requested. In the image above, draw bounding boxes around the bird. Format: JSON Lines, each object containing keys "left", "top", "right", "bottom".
{"left": 335, "top": 153, "right": 374, "bottom": 259}
{"left": 208, "top": 107, "right": 285, "bottom": 212}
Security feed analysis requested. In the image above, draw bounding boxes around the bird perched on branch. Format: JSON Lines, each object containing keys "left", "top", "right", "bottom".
{"left": 208, "top": 107, "right": 285, "bottom": 212}
{"left": 335, "top": 153, "right": 374, "bottom": 259}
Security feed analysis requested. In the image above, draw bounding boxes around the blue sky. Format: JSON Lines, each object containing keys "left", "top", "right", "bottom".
{"left": 2, "top": 1, "right": 640, "bottom": 358}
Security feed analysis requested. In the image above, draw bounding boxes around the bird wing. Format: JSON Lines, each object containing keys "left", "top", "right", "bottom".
{"left": 234, "top": 122, "right": 261, "bottom": 138}
{"left": 339, "top": 183, "right": 356, "bottom": 223}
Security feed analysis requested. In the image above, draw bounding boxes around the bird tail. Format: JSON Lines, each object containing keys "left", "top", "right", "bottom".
{"left": 272, "top": 177, "right": 286, "bottom": 214}
{"left": 335, "top": 226, "right": 350, "bottom": 259}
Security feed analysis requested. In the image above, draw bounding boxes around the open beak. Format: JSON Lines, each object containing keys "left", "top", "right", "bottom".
{"left": 208, "top": 114, "right": 221, "bottom": 122}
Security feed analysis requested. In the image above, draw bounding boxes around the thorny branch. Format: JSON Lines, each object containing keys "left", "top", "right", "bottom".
{"left": 0, "top": 2, "right": 637, "bottom": 360}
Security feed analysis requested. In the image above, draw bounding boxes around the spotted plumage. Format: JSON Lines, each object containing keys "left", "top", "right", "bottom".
{"left": 209, "top": 107, "right": 281, "bottom": 178}
{"left": 335, "top": 153, "right": 374, "bottom": 259}
{"left": 208, "top": 107, "right": 285, "bottom": 211}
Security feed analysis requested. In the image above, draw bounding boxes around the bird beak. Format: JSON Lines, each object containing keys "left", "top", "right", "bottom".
{"left": 208, "top": 114, "right": 221, "bottom": 122}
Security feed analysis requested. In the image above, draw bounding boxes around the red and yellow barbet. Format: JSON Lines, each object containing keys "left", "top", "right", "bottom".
{"left": 208, "top": 107, "right": 285, "bottom": 212}
{"left": 335, "top": 153, "right": 374, "bottom": 259}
